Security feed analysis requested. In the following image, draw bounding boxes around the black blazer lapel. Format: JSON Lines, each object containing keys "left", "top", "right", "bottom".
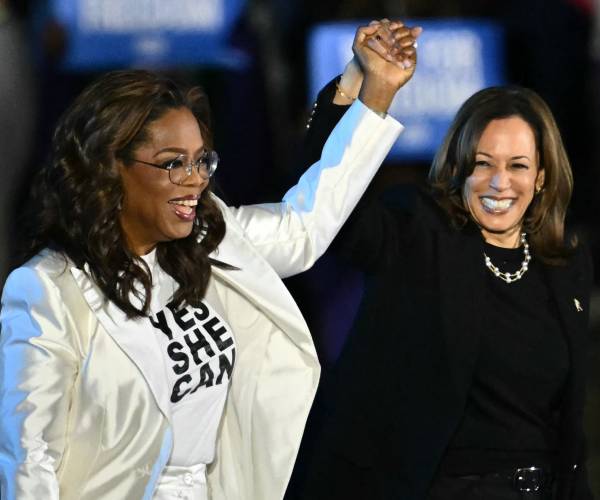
{"left": 544, "top": 259, "right": 590, "bottom": 346}
{"left": 544, "top": 260, "right": 590, "bottom": 441}
{"left": 438, "top": 224, "right": 487, "bottom": 403}
{"left": 543, "top": 250, "right": 592, "bottom": 499}
{"left": 544, "top": 252, "right": 591, "bottom": 419}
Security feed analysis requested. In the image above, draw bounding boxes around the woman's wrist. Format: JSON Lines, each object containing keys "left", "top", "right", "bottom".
{"left": 333, "top": 59, "right": 363, "bottom": 105}
{"left": 358, "top": 76, "right": 396, "bottom": 115}
{"left": 334, "top": 80, "right": 357, "bottom": 104}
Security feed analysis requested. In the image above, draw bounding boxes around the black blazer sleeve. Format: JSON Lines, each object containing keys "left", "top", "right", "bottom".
{"left": 297, "top": 77, "right": 349, "bottom": 174}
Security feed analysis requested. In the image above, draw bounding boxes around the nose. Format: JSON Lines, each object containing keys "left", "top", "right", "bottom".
{"left": 182, "top": 164, "right": 209, "bottom": 187}
{"left": 489, "top": 166, "right": 511, "bottom": 192}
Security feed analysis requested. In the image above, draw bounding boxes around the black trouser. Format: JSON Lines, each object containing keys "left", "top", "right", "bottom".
{"left": 427, "top": 474, "right": 556, "bottom": 500}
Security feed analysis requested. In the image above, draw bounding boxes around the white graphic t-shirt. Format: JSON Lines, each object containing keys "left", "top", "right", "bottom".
{"left": 142, "top": 251, "right": 236, "bottom": 466}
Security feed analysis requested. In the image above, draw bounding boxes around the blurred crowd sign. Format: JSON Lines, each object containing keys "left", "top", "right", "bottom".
{"left": 50, "top": 0, "right": 248, "bottom": 70}
{"left": 308, "top": 20, "right": 505, "bottom": 161}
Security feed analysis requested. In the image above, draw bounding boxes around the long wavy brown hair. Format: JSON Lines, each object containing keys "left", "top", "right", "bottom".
{"left": 428, "top": 85, "right": 575, "bottom": 264}
{"left": 21, "top": 70, "right": 226, "bottom": 317}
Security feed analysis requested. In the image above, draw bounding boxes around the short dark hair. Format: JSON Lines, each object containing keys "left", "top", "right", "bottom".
{"left": 21, "top": 70, "right": 226, "bottom": 317}
{"left": 428, "top": 85, "right": 574, "bottom": 263}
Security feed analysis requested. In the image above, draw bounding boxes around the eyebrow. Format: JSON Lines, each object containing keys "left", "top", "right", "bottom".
{"left": 153, "top": 147, "right": 205, "bottom": 158}
{"left": 476, "top": 151, "right": 531, "bottom": 161}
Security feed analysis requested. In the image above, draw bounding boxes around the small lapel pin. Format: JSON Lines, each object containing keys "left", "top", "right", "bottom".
{"left": 574, "top": 298, "right": 583, "bottom": 312}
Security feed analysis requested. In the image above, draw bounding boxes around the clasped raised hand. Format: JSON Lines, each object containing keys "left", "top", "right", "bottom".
{"left": 340, "top": 19, "right": 422, "bottom": 114}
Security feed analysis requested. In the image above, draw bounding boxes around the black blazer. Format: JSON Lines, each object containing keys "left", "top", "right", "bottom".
{"left": 297, "top": 80, "right": 594, "bottom": 500}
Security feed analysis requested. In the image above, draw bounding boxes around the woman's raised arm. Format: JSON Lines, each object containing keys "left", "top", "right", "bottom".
{"left": 225, "top": 20, "right": 421, "bottom": 278}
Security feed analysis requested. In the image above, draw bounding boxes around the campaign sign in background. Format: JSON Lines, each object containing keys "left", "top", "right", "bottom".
{"left": 307, "top": 20, "right": 506, "bottom": 161}
{"left": 51, "top": 0, "right": 248, "bottom": 70}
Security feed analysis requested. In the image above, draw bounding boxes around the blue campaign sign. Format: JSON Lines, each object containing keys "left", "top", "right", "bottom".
{"left": 307, "top": 20, "right": 505, "bottom": 161}
{"left": 50, "top": 0, "right": 248, "bottom": 70}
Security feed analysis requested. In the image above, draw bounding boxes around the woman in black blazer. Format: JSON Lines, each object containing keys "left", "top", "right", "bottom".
{"left": 297, "top": 49, "right": 594, "bottom": 500}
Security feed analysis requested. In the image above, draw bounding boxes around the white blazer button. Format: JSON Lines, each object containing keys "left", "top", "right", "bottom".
{"left": 183, "top": 473, "right": 194, "bottom": 485}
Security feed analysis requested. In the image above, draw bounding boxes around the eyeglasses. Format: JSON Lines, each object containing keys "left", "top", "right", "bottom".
{"left": 129, "top": 150, "right": 219, "bottom": 185}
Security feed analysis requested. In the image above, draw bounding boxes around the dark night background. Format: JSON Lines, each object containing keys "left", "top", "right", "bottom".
{"left": 1, "top": 0, "right": 599, "bottom": 496}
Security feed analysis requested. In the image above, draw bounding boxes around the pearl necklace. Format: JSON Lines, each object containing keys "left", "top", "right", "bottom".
{"left": 483, "top": 233, "right": 531, "bottom": 284}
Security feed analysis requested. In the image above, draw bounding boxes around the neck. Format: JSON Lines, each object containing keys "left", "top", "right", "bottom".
{"left": 126, "top": 239, "right": 156, "bottom": 256}
{"left": 124, "top": 233, "right": 156, "bottom": 257}
{"left": 120, "top": 216, "right": 157, "bottom": 256}
{"left": 481, "top": 226, "right": 522, "bottom": 248}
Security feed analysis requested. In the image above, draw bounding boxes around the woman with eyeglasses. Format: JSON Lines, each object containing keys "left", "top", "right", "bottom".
{"left": 0, "top": 20, "right": 421, "bottom": 500}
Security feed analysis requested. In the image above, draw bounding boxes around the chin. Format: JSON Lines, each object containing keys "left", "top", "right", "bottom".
{"left": 480, "top": 220, "right": 526, "bottom": 241}
{"left": 473, "top": 212, "right": 524, "bottom": 236}
{"left": 162, "top": 226, "right": 195, "bottom": 243}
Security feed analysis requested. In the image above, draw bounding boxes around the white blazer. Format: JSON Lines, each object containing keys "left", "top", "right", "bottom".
{"left": 0, "top": 101, "right": 403, "bottom": 500}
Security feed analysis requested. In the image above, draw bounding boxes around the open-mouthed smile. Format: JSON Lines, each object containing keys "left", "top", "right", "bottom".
{"left": 480, "top": 196, "right": 515, "bottom": 213}
{"left": 168, "top": 194, "right": 200, "bottom": 220}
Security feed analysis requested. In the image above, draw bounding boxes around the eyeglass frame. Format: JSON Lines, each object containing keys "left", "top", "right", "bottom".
{"left": 127, "top": 150, "right": 219, "bottom": 185}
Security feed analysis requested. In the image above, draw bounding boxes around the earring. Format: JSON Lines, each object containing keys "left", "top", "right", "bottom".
{"left": 535, "top": 185, "right": 542, "bottom": 194}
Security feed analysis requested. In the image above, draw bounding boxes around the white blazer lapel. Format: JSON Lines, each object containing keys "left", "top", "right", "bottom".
{"left": 210, "top": 228, "right": 316, "bottom": 357}
{"left": 69, "top": 266, "right": 173, "bottom": 425}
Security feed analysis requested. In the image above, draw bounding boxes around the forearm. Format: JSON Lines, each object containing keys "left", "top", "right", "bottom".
{"left": 229, "top": 99, "right": 403, "bottom": 278}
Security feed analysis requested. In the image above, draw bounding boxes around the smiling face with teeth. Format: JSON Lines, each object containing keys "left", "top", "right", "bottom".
{"left": 118, "top": 107, "right": 209, "bottom": 255}
{"left": 463, "top": 116, "right": 545, "bottom": 249}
